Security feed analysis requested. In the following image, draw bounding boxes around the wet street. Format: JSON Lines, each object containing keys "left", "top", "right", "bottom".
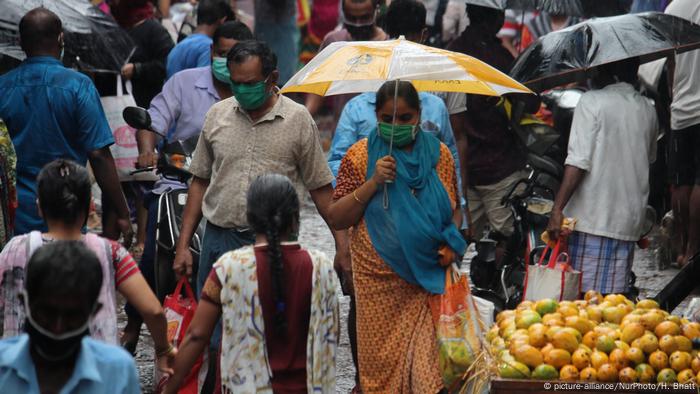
{"left": 123, "top": 197, "right": 700, "bottom": 393}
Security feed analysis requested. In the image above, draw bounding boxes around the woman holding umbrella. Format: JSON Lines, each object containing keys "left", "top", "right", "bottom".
{"left": 328, "top": 80, "right": 466, "bottom": 392}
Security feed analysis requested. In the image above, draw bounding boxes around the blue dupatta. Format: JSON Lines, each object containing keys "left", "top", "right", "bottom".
{"left": 364, "top": 130, "right": 467, "bottom": 294}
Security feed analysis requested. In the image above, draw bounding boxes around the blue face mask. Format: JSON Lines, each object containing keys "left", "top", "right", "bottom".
{"left": 211, "top": 57, "right": 231, "bottom": 85}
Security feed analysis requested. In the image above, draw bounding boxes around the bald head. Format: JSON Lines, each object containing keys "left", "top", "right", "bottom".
{"left": 19, "top": 7, "right": 63, "bottom": 57}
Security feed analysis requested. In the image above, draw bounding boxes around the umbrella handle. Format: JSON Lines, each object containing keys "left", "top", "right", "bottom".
{"left": 383, "top": 79, "right": 400, "bottom": 209}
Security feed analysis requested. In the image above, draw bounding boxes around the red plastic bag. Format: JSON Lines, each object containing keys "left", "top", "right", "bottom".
{"left": 156, "top": 278, "right": 206, "bottom": 394}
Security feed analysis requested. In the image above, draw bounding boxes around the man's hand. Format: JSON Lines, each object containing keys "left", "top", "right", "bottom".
{"left": 121, "top": 63, "right": 135, "bottom": 80}
{"left": 334, "top": 248, "right": 354, "bottom": 296}
{"left": 117, "top": 218, "right": 135, "bottom": 249}
{"left": 137, "top": 151, "right": 158, "bottom": 169}
{"left": 547, "top": 208, "right": 564, "bottom": 242}
{"left": 371, "top": 155, "right": 397, "bottom": 185}
{"left": 173, "top": 247, "right": 193, "bottom": 279}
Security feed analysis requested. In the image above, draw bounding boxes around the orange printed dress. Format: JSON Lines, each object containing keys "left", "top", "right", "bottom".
{"left": 333, "top": 138, "right": 459, "bottom": 393}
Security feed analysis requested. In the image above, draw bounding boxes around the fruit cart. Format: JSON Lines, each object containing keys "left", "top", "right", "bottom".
{"left": 486, "top": 293, "right": 700, "bottom": 394}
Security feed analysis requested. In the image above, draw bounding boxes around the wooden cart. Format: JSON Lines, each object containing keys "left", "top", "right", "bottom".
{"left": 491, "top": 378, "right": 699, "bottom": 394}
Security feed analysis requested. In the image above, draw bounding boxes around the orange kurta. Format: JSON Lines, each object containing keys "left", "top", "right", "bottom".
{"left": 333, "top": 138, "right": 459, "bottom": 394}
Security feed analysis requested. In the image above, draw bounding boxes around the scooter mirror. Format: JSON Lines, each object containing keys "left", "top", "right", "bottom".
{"left": 123, "top": 106, "right": 154, "bottom": 132}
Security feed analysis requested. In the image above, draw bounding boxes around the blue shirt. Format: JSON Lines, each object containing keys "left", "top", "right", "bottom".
{"left": 328, "top": 92, "right": 462, "bottom": 196}
{"left": 0, "top": 57, "right": 114, "bottom": 234}
{"left": 148, "top": 66, "right": 220, "bottom": 194}
{"left": 166, "top": 33, "right": 213, "bottom": 79}
{"left": 0, "top": 334, "right": 140, "bottom": 394}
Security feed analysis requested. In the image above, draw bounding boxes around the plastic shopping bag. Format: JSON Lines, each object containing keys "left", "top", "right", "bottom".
{"left": 523, "top": 238, "right": 582, "bottom": 301}
{"left": 155, "top": 278, "right": 206, "bottom": 394}
{"left": 429, "top": 266, "right": 483, "bottom": 389}
{"left": 100, "top": 76, "right": 157, "bottom": 182}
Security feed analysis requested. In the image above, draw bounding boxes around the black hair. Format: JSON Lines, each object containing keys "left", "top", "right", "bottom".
{"left": 197, "top": 0, "right": 234, "bottom": 25}
{"left": 227, "top": 40, "right": 277, "bottom": 78}
{"left": 466, "top": 4, "right": 505, "bottom": 26}
{"left": 26, "top": 241, "right": 103, "bottom": 306}
{"left": 212, "top": 20, "right": 254, "bottom": 47}
{"left": 19, "top": 7, "right": 62, "bottom": 54}
{"left": 246, "top": 174, "right": 300, "bottom": 336}
{"left": 375, "top": 80, "right": 421, "bottom": 113}
{"left": 385, "top": 0, "right": 426, "bottom": 39}
{"left": 598, "top": 57, "right": 640, "bottom": 86}
{"left": 37, "top": 159, "right": 91, "bottom": 227}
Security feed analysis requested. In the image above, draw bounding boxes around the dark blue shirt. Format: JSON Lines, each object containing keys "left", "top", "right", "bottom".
{"left": 166, "top": 33, "right": 213, "bottom": 79}
{"left": 0, "top": 57, "right": 113, "bottom": 234}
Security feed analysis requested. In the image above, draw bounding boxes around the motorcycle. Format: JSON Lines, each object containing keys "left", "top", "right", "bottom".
{"left": 122, "top": 107, "right": 206, "bottom": 300}
{"left": 468, "top": 89, "right": 582, "bottom": 312}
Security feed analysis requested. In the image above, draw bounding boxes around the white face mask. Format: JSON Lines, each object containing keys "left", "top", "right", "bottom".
{"left": 22, "top": 290, "right": 94, "bottom": 362}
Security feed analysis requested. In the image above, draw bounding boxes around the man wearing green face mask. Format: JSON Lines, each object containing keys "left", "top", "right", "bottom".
{"left": 123, "top": 21, "right": 254, "bottom": 354}
{"left": 173, "top": 39, "right": 337, "bottom": 360}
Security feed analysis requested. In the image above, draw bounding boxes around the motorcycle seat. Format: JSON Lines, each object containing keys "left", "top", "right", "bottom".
{"left": 527, "top": 153, "right": 563, "bottom": 179}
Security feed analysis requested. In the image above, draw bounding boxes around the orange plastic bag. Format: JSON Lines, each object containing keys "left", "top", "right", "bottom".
{"left": 429, "top": 267, "right": 483, "bottom": 389}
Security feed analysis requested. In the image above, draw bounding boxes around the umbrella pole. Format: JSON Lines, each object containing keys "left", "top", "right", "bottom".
{"left": 383, "top": 79, "right": 400, "bottom": 210}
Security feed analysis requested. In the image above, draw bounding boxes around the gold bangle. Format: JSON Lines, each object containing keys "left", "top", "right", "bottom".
{"left": 353, "top": 190, "right": 365, "bottom": 204}
{"left": 156, "top": 344, "right": 175, "bottom": 358}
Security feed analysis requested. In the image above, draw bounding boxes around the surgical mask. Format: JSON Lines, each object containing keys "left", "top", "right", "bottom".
{"left": 231, "top": 77, "right": 272, "bottom": 111}
{"left": 211, "top": 57, "right": 231, "bottom": 85}
{"left": 22, "top": 290, "right": 92, "bottom": 362}
{"left": 378, "top": 122, "right": 419, "bottom": 147}
{"left": 345, "top": 22, "right": 375, "bottom": 40}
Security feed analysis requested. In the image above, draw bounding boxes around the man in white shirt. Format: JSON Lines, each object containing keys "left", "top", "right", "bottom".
{"left": 665, "top": 0, "right": 700, "bottom": 267}
{"left": 547, "top": 59, "right": 658, "bottom": 296}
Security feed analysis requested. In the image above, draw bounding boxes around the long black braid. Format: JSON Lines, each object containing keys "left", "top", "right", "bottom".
{"left": 247, "top": 174, "right": 300, "bottom": 337}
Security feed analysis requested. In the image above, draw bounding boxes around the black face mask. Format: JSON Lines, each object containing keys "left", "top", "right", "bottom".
{"left": 345, "top": 23, "right": 375, "bottom": 41}
{"left": 25, "top": 317, "right": 89, "bottom": 362}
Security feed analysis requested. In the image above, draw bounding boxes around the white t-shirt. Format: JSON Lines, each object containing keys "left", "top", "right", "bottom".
{"left": 563, "top": 83, "right": 658, "bottom": 241}
{"left": 666, "top": 0, "right": 700, "bottom": 130}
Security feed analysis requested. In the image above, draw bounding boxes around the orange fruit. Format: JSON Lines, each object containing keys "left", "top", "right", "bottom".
{"left": 649, "top": 350, "right": 669, "bottom": 371}
{"left": 513, "top": 345, "right": 544, "bottom": 369}
{"left": 497, "top": 310, "right": 515, "bottom": 323}
{"left": 610, "top": 348, "right": 629, "bottom": 371}
{"left": 669, "top": 351, "right": 692, "bottom": 372}
{"left": 591, "top": 351, "right": 609, "bottom": 369}
{"left": 528, "top": 324, "right": 548, "bottom": 348}
{"left": 691, "top": 356, "right": 700, "bottom": 374}
{"left": 542, "top": 313, "right": 564, "bottom": 327}
{"left": 566, "top": 316, "right": 594, "bottom": 335}
{"left": 631, "top": 338, "right": 642, "bottom": 350}
{"left": 636, "top": 299, "right": 660, "bottom": 310}
{"left": 636, "top": 363, "right": 656, "bottom": 383}
{"left": 676, "top": 335, "right": 693, "bottom": 352}
{"left": 559, "top": 305, "right": 579, "bottom": 318}
{"left": 641, "top": 311, "right": 665, "bottom": 331}
{"left": 657, "top": 368, "right": 677, "bottom": 383}
{"left": 546, "top": 326, "right": 562, "bottom": 342}
{"left": 585, "top": 290, "right": 603, "bottom": 303}
{"left": 545, "top": 349, "right": 572, "bottom": 370}
{"left": 621, "top": 323, "right": 646, "bottom": 344}
{"left": 655, "top": 321, "right": 681, "bottom": 338}
{"left": 626, "top": 347, "right": 646, "bottom": 366}
{"left": 553, "top": 330, "right": 579, "bottom": 353}
{"left": 677, "top": 369, "right": 696, "bottom": 384}
{"left": 619, "top": 367, "right": 638, "bottom": 383}
{"left": 583, "top": 331, "right": 599, "bottom": 349}
{"left": 572, "top": 349, "right": 592, "bottom": 370}
{"left": 602, "top": 306, "right": 625, "bottom": 324}
{"left": 560, "top": 365, "right": 580, "bottom": 381}
{"left": 639, "top": 333, "right": 659, "bottom": 354}
{"left": 682, "top": 322, "right": 700, "bottom": 340}
{"left": 596, "top": 335, "right": 615, "bottom": 354}
{"left": 517, "top": 300, "right": 535, "bottom": 311}
{"left": 580, "top": 367, "right": 598, "bottom": 381}
{"left": 659, "top": 335, "right": 679, "bottom": 354}
{"left": 541, "top": 343, "right": 555, "bottom": 358}
{"left": 597, "top": 363, "right": 619, "bottom": 382}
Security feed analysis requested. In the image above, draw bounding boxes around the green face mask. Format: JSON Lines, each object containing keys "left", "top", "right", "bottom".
{"left": 378, "top": 122, "right": 419, "bottom": 147}
{"left": 211, "top": 57, "right": 231, "bottom": 85}
{"left": 231, "top": 77, "right": 272, "bottom": 110}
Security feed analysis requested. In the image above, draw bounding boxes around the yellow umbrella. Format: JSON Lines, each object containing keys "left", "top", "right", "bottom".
{"left": 281, "top": 37, "right": 533, "bottom": 96}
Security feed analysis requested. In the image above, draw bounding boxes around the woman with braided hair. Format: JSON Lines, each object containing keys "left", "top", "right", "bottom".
{"left": 164, "top": 174, "right": 339, "bottom": 394}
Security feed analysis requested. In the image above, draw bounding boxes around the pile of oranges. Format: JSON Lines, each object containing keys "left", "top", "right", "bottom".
{"left": 489, "top": 291, "right": 700, "bottom": 384}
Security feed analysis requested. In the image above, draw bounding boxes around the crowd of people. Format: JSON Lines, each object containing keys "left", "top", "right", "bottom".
{"left": 0, "top": 0, "right": 697, "bottom": 393}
